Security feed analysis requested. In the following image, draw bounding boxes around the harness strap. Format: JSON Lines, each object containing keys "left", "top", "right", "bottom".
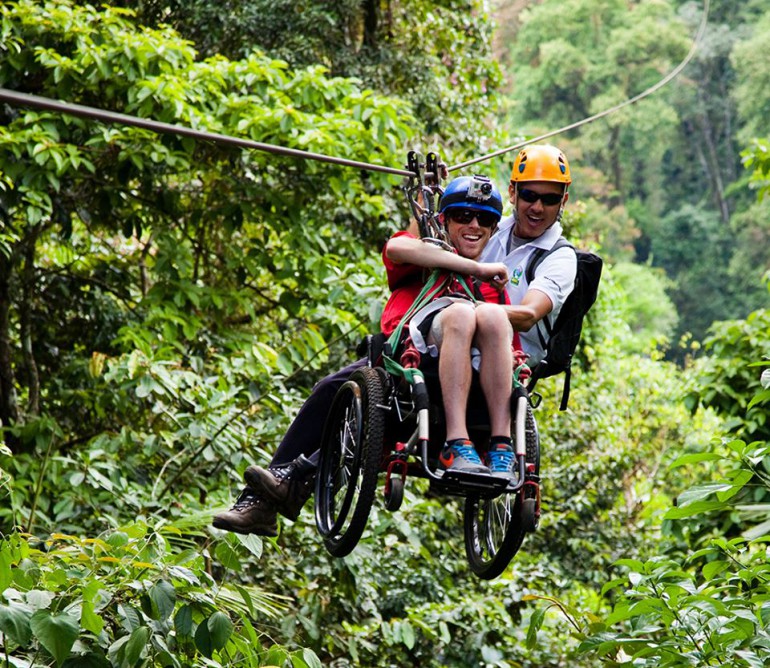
{"left": 383, "top": 269, "right": 478, "bottom": 384}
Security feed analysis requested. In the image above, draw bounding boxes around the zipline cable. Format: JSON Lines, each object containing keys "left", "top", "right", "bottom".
{"left": 0, "top": 0, "right": 708, "bottom": 179}
{"left": 0, "top": 87, "right": 413, "bottom": 178}
{"left": 449, "top": 0, "right": 710, "bottom": 173}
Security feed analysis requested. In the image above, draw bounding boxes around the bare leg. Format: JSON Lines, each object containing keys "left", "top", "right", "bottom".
{"left": 431, "top": 302, "right": 476, "bottom": 441}
{"left": 474, "top": 304, "right": 513, "bottom": 438}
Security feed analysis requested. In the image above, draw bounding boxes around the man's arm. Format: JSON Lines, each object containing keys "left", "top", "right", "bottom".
{"left": 506, "top": 246, "right": 577, "bottom": 331}
{"left": 503, "top": 289, "right": 553, "bottom": 332}
{"left": 386, "top": 235, "right": 509, "bottom": 286}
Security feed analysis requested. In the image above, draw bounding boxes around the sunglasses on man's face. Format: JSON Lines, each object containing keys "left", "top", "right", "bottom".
{"left": 447, "top": 208, "right": 498, "bottom": 228}
{"left": 517, "top": 187, "right": 564, "bottom": 207}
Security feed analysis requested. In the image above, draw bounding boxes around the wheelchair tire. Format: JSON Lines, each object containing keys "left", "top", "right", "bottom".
{"left": 314, "top": 367, "right": 386, "bottom": 558}
{"left": 463, "top": 402, "right": 540, "bottom": 580}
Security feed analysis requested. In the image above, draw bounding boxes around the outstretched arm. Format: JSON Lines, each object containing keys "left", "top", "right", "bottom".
{"left": 386, "top": 235, "right": 509, "bottom": 288}
{"left": 503, "top": 289, "right": 553, "bottom": 331}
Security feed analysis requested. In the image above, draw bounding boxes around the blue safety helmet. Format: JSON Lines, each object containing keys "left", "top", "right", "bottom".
{"left": 438, "top": 175, "right": 504, "bottom": 221}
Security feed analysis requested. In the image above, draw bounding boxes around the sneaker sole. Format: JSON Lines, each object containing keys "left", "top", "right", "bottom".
{"left": 212, "top": 516, "right": 278, "bottom": 537}
{"left": 442, "top": 465, "right": 492, "bottom": 475}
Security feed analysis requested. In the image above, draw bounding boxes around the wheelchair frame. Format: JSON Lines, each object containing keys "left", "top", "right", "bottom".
{"left": 314, "top": 335, "right": 541, "bottom": 580}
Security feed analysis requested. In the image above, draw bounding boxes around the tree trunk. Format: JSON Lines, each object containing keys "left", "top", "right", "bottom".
{"left": 608, "top": 125, "right": 622, "bottom": 208}
{"left": 0, "top": 251, "right": 20, "bottom": 450}
{"left": 21, "top": 234, "right": 40, "bottom": 416}
{"left": 362, "top": 0, "right": 379, "bottom": 48}
{"left": 696, "top": 107, "right": 731, "bottom": 225}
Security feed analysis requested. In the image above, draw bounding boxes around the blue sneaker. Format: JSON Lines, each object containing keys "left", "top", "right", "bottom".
{"left": 487, "top": 444, "right": 515, "bottom": 477}
{"left": 439, "top": 439, "right": 490, "bottom": 474}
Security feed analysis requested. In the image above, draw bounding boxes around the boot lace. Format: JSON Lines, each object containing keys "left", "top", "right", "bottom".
{"left": 232, "top": 488, "right": 259, "bottom": 511}
{"left": 269, "top": 461, "right": 296, "bottom": 482}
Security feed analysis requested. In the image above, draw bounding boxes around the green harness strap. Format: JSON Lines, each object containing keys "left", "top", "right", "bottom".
{"left": 381, "top": 271, "right": 530, "bottom": 391}
{"left": 382, "top": 270, "right": 477, "bottom": 384}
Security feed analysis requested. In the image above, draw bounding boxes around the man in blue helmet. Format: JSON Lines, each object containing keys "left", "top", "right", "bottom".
{"left": 385, "top": 175, "right": 516, "bottom": 476}
{"left": 213, "top": 175, "right": 515, "bottom": 535}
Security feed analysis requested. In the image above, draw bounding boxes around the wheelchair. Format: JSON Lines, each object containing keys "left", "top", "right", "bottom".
{"left": 314, "top": 333, "right": 541, "bottom": 580}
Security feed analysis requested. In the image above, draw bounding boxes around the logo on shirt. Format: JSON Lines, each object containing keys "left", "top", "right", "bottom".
{"left": 511, "top": 266, "right": 523, "bottom": 286}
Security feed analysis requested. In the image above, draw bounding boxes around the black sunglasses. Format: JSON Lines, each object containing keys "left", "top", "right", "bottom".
{"left": 447, "top": 208, "right": 498, "bottom": 228}
{"left": 517, "top": 187, "right": 564, "bottom": 206}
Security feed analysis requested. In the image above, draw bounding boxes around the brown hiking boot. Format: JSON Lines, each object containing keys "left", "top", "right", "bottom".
{"left": 244, "top": 455, "right": 315, "bottom": 522}
{"left": 212, "top": 487, "right": 278, "bottom": 536}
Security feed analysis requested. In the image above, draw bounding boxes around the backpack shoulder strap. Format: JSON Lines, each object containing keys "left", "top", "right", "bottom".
{"left": 525, "top": 237, "right": 575, "bottom": 340}
{"left": 524, "top": 237, "right": 574, "bottom": 284}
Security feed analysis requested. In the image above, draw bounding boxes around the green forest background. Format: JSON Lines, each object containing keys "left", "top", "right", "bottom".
{"left": 1, "top": 0, "right": 769, "bottom": 666}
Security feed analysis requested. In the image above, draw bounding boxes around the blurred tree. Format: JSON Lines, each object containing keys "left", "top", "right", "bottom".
{"left": 496, "top": 0, "right": 770, "bottom": 348}
{"left": 612, "top": 262, "right": 679, "bottom": 353}
{"left": 731, "top": 10, "right": 770, "bottom": 145}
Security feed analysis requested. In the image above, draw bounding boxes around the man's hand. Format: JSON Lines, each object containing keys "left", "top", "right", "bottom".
{"left": 475, "top": 262, "right": 509, "bottom": 291}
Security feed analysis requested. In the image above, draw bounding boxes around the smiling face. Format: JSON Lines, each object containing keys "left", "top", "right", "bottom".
{"left": 509, "top": 180, "right": 568, "bottom": 239}
{"left": 442, "top": 210, "right": 496, "bottom": 260}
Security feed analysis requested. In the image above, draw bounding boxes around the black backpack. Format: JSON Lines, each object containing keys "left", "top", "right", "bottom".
{"left": 525, "top": 238, "right": 603, "bottom": 410}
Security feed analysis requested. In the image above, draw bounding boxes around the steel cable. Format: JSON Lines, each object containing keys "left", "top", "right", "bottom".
{"left": 0, "top": 0, "right": 708, "bottom": 178}
{"left": 449, "top": 0, "right": 710, "bottom": 172}
{"left": 0, "top": 87, "right": 413, "bottom": 177}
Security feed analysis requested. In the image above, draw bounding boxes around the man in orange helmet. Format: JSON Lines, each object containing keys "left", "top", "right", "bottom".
{"left": 481, "top": 144, "right": 577, "bottom": 367}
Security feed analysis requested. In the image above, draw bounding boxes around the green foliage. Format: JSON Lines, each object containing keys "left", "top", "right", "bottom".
{"left": 0, "top": 2, "right": 415, "bottom": 662}
{"left": 731, "top": 10, "right": 770, "bottom": 144}
{"left": 648, "top": 204, "right": 744, "bottom": 346}
{"left": 0, "top": 521, "right": 323, "bottom": 667}
{"left": 742, "top": 138, "right": 770, "bottom": 202}
{"left": 0, "top": 0, "right": 413, "bottom": 449}
{"left": 685, "top": 306, "right": 770, "bottom": 440}
{"left": 570, "top": 430, "right": 770, "bottom": 667}
{"left": 111, "top": 0, "right": 505, "bottom": 160}
{"left": 503, "top": 0, "right": 689, "bottom": 191}
{"left": 525, "top": 332, "right": 770, "bottom": 667}
{"left": 611, "top": 262, "right": 679, "bottom": 353}
{"left": 581, "top": 543, "right": 770, "bottom": 667}
{"left": 2, "top": 1, "right": 770, "bottom": 667}
{"left": 498, "top": 0, "right": 770, "bottom": 346}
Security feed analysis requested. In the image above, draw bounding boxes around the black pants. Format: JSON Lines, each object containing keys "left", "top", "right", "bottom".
{"left": 269, "top": 358, "right": 367, "bottom": 467}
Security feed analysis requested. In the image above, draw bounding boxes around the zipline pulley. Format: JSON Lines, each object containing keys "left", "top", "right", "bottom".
{"left": 403, "top": 150, "right": 451, "bottom": 250}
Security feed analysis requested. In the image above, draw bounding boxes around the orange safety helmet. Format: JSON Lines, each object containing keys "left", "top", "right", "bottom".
{"left": 511, "top": 145, "right": 571, "bottom": 185}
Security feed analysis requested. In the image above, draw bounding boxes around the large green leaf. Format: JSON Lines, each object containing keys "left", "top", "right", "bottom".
{"left": 207, "top": 611, "right": 233, "bottom": 651}
{"left": 0, "top": 545, "right": 12, "bottom": 592}
{"left": 235, "top": 532, "right": 263, "bottom": 559}
{"left": 29, "top": 610, "right": 79, "bottom": 666}
{"left": 215, "top": 540, "right": 242, "bottom": 572}
{"left": 124, "top": 626, "right": 150, "bottom": 665}
{"left": 80, "top": 600, "right": 105, "bottom": 637}
{"left": 174, "top": 604, "right": 193, "bottom": 637}
{"left": 194, "top": 618, "right": 213, "bottom": 658}
{"left": 148, "top": 580, "right": 176, "bottom": 621}
{"left": 0, "top": 603, "right": 33, "bottom": 647}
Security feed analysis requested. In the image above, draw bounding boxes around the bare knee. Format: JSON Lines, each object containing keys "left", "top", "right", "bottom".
{"left": 475, "top": 304, "right": 513, "bottom": 340}
{"left": 439, "top": 303, "right": 476, "bottom": 338}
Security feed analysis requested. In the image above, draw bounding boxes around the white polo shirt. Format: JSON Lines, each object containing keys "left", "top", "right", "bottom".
{"left": 481, "top": 216, "right": 577, "bottom": 365}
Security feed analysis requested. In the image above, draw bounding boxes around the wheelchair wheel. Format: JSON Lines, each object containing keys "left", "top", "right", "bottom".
{"left": 385, "top": 476, "right": 404, "bottom": 512}
{"left": 315, "top": 367, "right": 386, "bottom": 558}
{"left": 463, "top": 402, "right": 539, "bottom": 580}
